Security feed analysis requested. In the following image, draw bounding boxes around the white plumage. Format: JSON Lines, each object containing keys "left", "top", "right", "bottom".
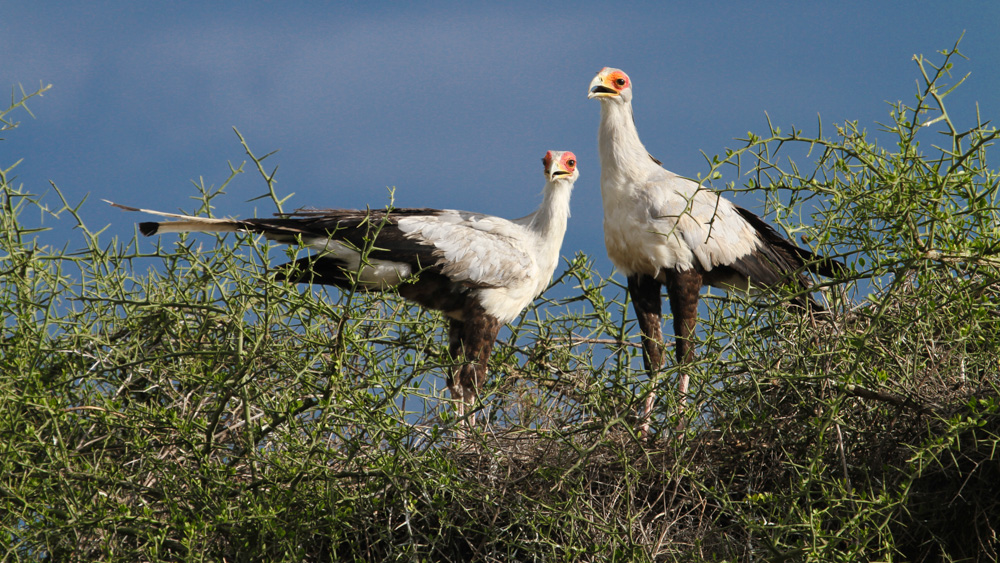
{"left": 108, "top": 150, "right": 580, "bottom": 421}
{"left": 589, "top": 67, "right": 841, "bottom": 432}
{"left": 590, "top": 70, "right": 762, "bottom": 281}
{"left": 395, "top": 206, "right": 562, "bottom": 324}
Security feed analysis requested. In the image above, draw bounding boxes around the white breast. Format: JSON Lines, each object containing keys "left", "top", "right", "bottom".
{"left": 601, "top": 169, "right": 762, "bottom": 277}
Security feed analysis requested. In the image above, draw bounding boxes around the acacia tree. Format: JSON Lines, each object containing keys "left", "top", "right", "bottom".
{"left": 2, "top": 42, "right": 998, "bottom": 562}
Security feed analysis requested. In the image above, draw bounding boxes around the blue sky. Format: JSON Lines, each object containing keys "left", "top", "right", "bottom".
{"left": 4, "top": 1, "right": 999, "bottom": 286}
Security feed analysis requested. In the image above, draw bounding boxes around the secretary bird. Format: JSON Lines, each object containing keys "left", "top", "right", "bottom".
{"left": 588, "top": 67, "right": 841, "bottom": 431}
{"left": 109, "top": 150, "right": 579, "bottom": 422}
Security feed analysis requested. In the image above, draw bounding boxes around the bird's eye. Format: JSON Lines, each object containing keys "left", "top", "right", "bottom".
{"left": 615, "top": 78, "right": 626, "bottom": 87}
{"left": 567, "top": 160, "right": 576, "bottom": 167}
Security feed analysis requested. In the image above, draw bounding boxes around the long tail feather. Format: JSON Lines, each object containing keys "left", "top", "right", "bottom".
{"left": 105, "top": 200, "right": 242, "bottom": 235}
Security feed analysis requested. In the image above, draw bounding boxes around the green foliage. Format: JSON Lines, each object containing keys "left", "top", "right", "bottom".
{"left": 3, "top": 41, "right": 999, "bottom": 561}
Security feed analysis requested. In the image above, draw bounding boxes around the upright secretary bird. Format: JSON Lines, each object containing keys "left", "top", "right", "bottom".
{"left": 588, "top": 67, "right": 842, "bottom": 429}
{"left": 109, "top": 150, "right": 579, "bottom": 422}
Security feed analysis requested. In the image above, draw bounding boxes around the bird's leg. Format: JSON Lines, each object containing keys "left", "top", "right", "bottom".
{"left": 627, "top": 274, "right": 664, "bottom": 435}
{"left": 664, "top": 268, "right": 703, "bottom": 402}
{"left": 446, "top": 319, "right": 468, "bottom": 421}
{"left": 459, "top": 303, "right": 502, "bottom": 425}
{"left": 447, "top": 304, "right": 502, "bottom": 428}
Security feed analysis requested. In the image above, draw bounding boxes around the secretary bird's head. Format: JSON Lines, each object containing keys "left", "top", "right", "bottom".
{"left": 588, "top": 67, "right": 633, "bottom": 104}
{"left": 542, "top": 151, "right": 579, "bottom": 184}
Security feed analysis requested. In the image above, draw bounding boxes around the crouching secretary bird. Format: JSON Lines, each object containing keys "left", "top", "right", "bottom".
{"left": 108, "top": 150, "right": 579, "bottom": 423}
{"left": 588, "top": 67, "right": 842, "bottom": 430}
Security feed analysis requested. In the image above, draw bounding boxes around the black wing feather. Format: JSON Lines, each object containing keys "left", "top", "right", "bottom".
{"left": 240, "top": 208, "right": 444, "bottom": 270}
{"left": 734, "top": 206, "right": 844, "bottom": 279}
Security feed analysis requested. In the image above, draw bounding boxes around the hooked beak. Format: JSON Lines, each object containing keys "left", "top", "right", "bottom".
{"left": 588, "top": 74, "right": 618, "bottom": 99}
{"left": 548, "top": 168, "right": 572, "bottom": 181}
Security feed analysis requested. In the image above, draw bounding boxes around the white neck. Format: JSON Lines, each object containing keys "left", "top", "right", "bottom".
{"left": 519, "top": 178, "right": 572, "bottom": 242}
{"left": 597, "top": 100, "right": 662, "bottom": 192}
{"left": 513, "top": 178, "right": 573, "bottom": 288}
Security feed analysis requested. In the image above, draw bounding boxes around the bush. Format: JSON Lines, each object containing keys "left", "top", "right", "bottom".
{"left": 2, "top": 41, "right": 998, "bottom": 561}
